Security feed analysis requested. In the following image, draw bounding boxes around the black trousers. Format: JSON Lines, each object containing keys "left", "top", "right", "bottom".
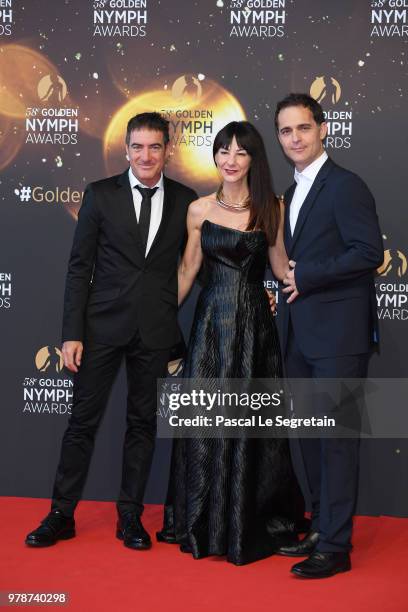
{"left": 285, "top": 323, "right": 368, "bottom": 553}
{"left": 51, "top": 329, "right": 170, "bottom": 517}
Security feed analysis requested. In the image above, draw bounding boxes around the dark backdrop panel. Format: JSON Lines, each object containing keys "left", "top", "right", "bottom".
{"left": 0, "top": 0, "right": 407, "bottom": 515}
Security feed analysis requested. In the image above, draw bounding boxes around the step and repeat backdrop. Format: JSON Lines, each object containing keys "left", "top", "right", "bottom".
{"left": 0, "top": 1, "right": 407, "bottom": 515}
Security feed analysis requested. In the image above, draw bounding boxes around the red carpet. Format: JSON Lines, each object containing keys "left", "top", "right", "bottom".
{"left": 0, "top": 497, "right": 406, "bottom": 611}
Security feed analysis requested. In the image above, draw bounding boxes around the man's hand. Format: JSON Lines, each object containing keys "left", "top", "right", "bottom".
{"left": 282, "top": 260, "right": 299, "bottom": 304}
{"left": 62, "top": 341, "right": 83, "bottom": 373}
{"left": 265, "top": 289, "right": 277, "bottom": 314}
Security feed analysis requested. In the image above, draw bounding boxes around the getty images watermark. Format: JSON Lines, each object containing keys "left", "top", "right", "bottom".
{"left": 165, "top": 386, "right": 335, "bottom": 430}
{"left": 157, "top": 378, "right": 408, "bottom": 439}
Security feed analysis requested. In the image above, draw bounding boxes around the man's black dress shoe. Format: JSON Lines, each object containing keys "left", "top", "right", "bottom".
{"left": 291, "top": 552, "right": 351, "bottom": 578}
{"left": 156, "top": 507, "right": 177, "bottom": 544}
{"left": 156, "top": 528, "right": 177, "bottom": 544}
{"left": 179, "top": 541, "right": 192, "bottom": 553}
{"left": 276, "top": 530, "right": 319, "bottom": 557}
{"left": 116, "top": 514, "right": 151, "bottom": 550}
{"left": 25, "top": 510, "right": 75, "bottom": 547}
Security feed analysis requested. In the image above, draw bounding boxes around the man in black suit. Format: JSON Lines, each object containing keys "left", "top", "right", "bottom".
{"left": 26, "top": 112, "right": 197, "bottom": 549}
{"left": 274, "top": 94, "right": 383, "bottom": 577}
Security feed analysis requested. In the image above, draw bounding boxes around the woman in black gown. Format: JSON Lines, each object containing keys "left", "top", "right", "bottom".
{"left": 157, "top": 121, "right": 304, "bottom": 565}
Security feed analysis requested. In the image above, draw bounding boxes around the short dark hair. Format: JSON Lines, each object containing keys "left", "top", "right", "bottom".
{"left": 126, "top": 112, "right": 170, "bottom": 145}
{"left": 274, "top": 93, "right": 325, "bottom": 131}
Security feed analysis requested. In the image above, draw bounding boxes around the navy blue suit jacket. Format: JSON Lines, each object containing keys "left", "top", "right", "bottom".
{"left": 281, "top": 158, "right": 383, "bottom": 359}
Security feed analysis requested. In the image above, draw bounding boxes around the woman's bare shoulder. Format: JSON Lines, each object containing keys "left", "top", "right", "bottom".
{"left": 188, "top": 193, "right": 217, "bottom": 221}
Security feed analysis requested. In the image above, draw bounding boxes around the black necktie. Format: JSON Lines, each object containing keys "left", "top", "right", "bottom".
{"left": 134, "top": 185, "right": 158, "bottom": 253}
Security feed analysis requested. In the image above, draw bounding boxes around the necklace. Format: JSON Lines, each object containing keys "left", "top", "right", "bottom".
{"left": 216, "top": 186, "right": 250, "bottom": 212}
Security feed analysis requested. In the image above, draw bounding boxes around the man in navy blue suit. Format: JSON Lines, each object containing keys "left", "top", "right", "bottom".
{"left": 274, "top": 93, "right": 383, "bottom": 578}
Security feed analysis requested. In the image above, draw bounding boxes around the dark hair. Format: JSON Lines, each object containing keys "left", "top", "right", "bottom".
{"left": 126, "top": 112, "right": 170, "bottom": 145}
{"left": 274, "top": 93, "right": 325, "bottom": 130}
{"left": 213, "top": 121, "right": 279, "bottom": 245}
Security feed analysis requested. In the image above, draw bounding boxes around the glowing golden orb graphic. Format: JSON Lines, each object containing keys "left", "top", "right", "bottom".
{"left": 310, "top": 76, "right": 341, "bottom": 105}
{"left": 0, "top": 44, "right": 57, "bottom": 119}
{"left": 104, "top": 76, "right": 246, "bottom": 193}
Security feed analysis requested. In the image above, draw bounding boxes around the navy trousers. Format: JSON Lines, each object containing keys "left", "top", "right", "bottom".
{"left": 285, "top": 323, "right": 368, "bottom": 553}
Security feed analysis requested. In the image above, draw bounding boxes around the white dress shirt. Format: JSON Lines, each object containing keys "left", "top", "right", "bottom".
{"left": 289, "top": 151, "right": 328, "bottom": 235}
{"left": 128, "top": 168, "right": 164, "bottom": 256}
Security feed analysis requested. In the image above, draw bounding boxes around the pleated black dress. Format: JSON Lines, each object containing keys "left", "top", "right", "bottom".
{"left": 162, "top": 220, "right": 304, "bottom": 565}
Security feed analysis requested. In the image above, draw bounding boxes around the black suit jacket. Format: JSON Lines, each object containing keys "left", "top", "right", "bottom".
{"left": 62, "top": 170, "right": 197, "bottom": 349}
{"left": 281, "top": 158, "right": 384, "bottom": 359}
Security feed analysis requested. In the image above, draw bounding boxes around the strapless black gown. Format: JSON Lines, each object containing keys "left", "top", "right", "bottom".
{"left": 161, "top": 220, "right": 304, "bottom": 565}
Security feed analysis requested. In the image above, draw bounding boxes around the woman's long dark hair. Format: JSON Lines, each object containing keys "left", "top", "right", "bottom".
{"left": 213, "top": 121, "right": 280, "bottom": 245}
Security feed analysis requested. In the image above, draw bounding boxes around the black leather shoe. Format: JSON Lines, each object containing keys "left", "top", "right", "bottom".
{"left": 156, "top": 506, "right": 177, "bottom": 544}
{"left": 179, "top": 541, "right": 192, "bottom": 553}
{"left": 156, "top": 528, "right": 177, "bottom": 544}
{"left": 116, "top": 514, "right": 151, "bottom": 550}
{"left": 25, "top": 510, "right": 75, "bottom": 547}
{"left": 277, "top": 530, "right": 319, "bottom": 557}
{"left": 291, "top": 552, "right": 351, "bottom": 578}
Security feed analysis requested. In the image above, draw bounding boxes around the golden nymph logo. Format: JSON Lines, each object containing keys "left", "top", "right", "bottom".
{"left": 378, "top": 248, "right": 407, "bottom": 279}
{"left": 0, "top": 272, "right": 11, "bottom": 309}
{"left": 104, "top": 75, "right": 246, "bottom": 193}
{"left": 310, "top": 76, "right": 341, "bottom": 105}
{"left": 228, "top": 0, "right": 286, "bottom": 38}
{"left": 371, "top": 1, "right": 408, "bottom": 38}
{"left": 310, "top": 76, "right": 352, "bottom": 150}
{"left": 0, "top": 0, "right": 12, "bottom": 36}
{"left": 166, "top": 75, "right": 211, "bottom": 147}
{"left": 35, "top": 346, "right": 64, "bottom": 374}
{"left": 93, "top": 0, "right": 147, "bottom": 37}
{"left": 376, "top": 235, "right": 408, "bottom": 321}
{"left": 25, "top": 74, "right": 79, "bottom": 145}
{"left": 23, "top": 348, "right": 73, "bottom": 415}
{"left": 37, "top": 73, "right": 68, "bottom": 105}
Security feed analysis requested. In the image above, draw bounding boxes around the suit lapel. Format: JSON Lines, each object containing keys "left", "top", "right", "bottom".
{"left": 116, "top": 170, "right": 145, "bottom": 258}
{"left": 289, "top": 158, "right": 333, "bottom": 256}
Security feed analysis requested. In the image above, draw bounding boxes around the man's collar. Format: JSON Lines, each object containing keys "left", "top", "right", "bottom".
{"left": 128, "top": 168, "right": 164, "bottom": 190}
{"left": 294, "top": 151, "right": 328, "bottom": 184}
